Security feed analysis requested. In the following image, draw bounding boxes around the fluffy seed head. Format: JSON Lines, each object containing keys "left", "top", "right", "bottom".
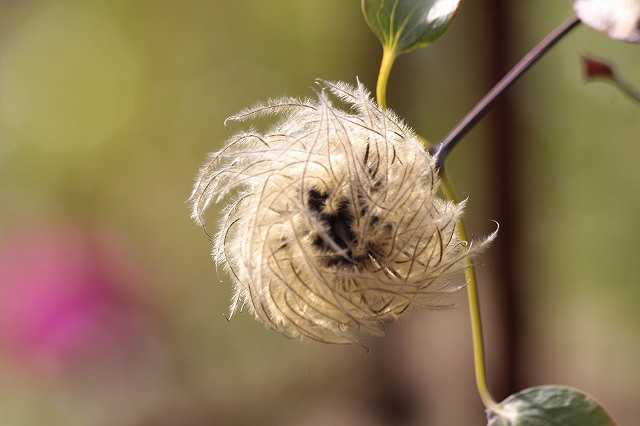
{"left": 574, "top": 0, "right": 640, "bottom": 43}
{"left": 190, "top": 80, "right": 495, "bottom": 343}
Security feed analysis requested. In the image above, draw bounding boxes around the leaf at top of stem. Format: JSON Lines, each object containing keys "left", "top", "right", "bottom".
{"left": 487, "top": 386, "right": 616, "bottom": 426}
{"left": 361, "top": 0, "right": 461, "bottom": 54}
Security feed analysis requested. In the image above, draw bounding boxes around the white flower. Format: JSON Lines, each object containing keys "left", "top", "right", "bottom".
{"left": 574, "top": 0, "right": 640, "bottom": 42}
{"left": 190, "top": 81, "right": 495, "bottom": 343}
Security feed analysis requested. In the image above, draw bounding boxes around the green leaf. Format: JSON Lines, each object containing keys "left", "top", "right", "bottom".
{"left": 361, "top": 0, "right": 461, "bottom": 54}
{"left": 487, "top": 386, "right": 616, "bottom": 426}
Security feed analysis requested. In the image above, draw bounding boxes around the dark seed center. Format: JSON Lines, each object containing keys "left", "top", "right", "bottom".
{"left": 307, "top": 189, "right": 367, "bottom": 267}
{"left": 306, "top": 188, "right": 391, "bottom": 268}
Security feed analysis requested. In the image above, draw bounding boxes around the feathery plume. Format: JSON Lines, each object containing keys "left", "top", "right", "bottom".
{"left": 190, "top": 80, "right": 495, "bottom": 343}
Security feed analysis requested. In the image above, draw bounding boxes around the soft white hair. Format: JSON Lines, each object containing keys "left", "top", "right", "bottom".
{"left": 190, "top": 80, "right": 495, "bottom": 344}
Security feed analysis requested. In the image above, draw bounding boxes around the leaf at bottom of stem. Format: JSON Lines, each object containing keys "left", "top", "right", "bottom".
{"left": 487, "top": 385, "right": 616, "bottom": 426}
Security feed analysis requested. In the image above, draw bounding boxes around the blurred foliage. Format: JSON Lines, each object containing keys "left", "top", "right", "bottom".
{"left": 516, "top": 5, "right": 640, "bottom": 414}
{"left": 0, "top": 1, "right": 638, "bottom": 425}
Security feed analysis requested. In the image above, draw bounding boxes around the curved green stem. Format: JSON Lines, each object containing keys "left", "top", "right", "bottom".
{"left": 376, "top": 46, "right": 397, "bottom": 108}
{"left": 439, "top": 170, "right": 498, "bottom": 410}
{"left": 375, "top": 48, "right": 498, "bottom": 410}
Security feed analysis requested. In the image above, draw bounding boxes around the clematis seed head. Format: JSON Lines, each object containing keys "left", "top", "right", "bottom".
{"left": 190, "top": 80, "right": 495, "bottom": 344}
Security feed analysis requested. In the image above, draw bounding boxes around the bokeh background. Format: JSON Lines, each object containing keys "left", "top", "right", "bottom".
{"left": 0, "top": 1, "right": 638, "bottom": 425}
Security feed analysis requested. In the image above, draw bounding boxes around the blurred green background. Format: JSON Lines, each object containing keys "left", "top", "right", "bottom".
{"left": 0, "top": 1, "right": 638, "bottom": 425}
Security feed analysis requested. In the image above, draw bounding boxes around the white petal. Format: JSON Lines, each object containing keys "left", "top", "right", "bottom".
{"left": 426, "top": 0, "right": 461, "bottom": 25}
{"left": 574, "top": 0, "right": 640, "bottom": 42}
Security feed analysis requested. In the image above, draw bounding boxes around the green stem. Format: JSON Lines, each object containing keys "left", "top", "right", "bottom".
{"left": 613, "top": 77, "right": 640, "bottom": 104}
{"left": 375, "top": 46, "right": 498, "bottom": 410}
{"left": 376, "top": 46, "right": 396, "bottom": 108}
{"left": 439, "top": 171, "right": 498, "bottom": 410}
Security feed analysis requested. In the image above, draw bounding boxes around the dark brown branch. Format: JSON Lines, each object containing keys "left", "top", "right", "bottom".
{"left": 431, "top": 16, "right": 581, "bottom": 169}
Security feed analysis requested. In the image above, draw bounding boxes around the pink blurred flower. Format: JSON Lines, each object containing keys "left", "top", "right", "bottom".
{"left": 0, "top": 225, "right": 150, "bottom": 373}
